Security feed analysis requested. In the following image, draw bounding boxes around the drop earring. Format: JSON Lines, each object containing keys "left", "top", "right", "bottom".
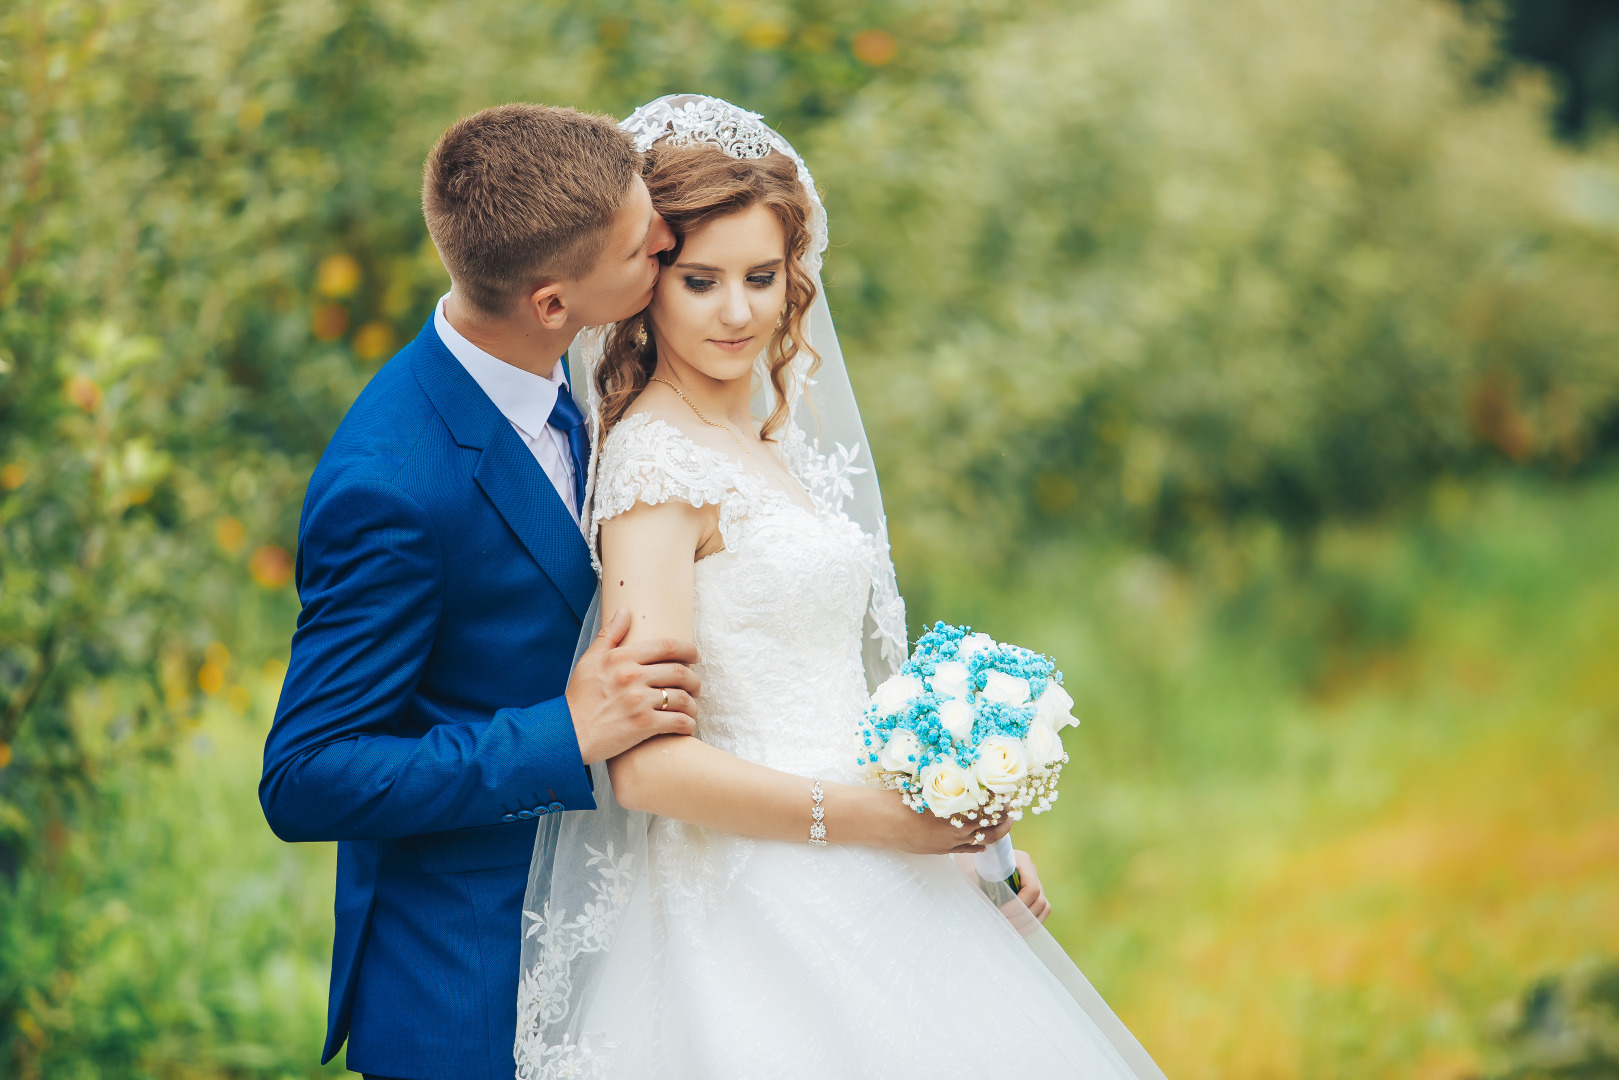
{"left": 634, "top": 322, "right": 649, "bottom": 348}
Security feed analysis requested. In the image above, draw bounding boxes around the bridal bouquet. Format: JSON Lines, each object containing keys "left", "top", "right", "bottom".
{"left": 856, "top": 623, "right": 1077, "bottom": 883}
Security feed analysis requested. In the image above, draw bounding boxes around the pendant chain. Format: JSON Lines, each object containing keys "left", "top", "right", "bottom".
{"left": 648, "top": 376, "right": 762, "bottom": 463}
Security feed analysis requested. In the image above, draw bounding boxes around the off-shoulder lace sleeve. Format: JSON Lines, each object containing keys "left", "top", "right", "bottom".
{"left": 589, "top": 414, "right": 751, "bottom": 570}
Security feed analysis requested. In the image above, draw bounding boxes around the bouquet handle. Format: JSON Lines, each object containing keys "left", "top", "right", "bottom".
{"left": 972, "top": 834, "right": 1022, "bottom": 892}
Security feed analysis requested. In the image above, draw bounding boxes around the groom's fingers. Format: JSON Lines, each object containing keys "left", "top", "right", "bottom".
{"left": 648, "top": 688, "right": 698, "bottom": 735}
{"left": 639, "top": 662, "right": 701, "bottom": 697}
{"left": 617, "top": 635, "right": 700, "bottom": 668}
{"left": 1013, "top": 849, "right": 1049, "bottom": 921}
{"left": 649, "top": 686, "right": 697, "bottom": 716}
{"left": 595, "top": 606, "right": 632, "bottom": 649}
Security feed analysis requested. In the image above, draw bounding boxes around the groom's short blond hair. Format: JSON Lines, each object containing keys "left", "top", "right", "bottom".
{"left": 423, "top": 104, "right": 640, "bottom": 315}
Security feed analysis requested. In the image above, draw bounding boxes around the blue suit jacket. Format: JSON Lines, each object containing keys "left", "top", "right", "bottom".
{"left": 261, "top": 318, "right": 598, "bottom": 1080}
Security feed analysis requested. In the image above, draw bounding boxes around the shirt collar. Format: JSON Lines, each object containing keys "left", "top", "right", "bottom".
{"left": 434, "top": 292, "right": 567, "bottom": 440}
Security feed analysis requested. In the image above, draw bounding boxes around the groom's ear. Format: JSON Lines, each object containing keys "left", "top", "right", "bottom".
{"left": 523, "top": 282, "right": 571, "bottom": 332}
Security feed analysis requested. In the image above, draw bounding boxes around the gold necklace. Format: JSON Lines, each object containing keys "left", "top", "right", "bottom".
{"left": 648, "top": 376, "right": 762, "bottom": 462}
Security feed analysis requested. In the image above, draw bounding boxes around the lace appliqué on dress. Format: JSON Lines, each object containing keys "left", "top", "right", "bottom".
{"left": 592, "top": 413, "right": 906, "bottom": 674}
{"left": 777, "top": 424, "right": 908, "bottom": 672}
{"left": 516, "top": 843, "right": 636, "bottom": 1080}
{"left": 650, "top": 818, "right": 756, "bottom": 924}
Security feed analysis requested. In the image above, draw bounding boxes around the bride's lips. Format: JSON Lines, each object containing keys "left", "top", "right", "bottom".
{"left": 707, "top": 336, "right": 754, "bottom": 353}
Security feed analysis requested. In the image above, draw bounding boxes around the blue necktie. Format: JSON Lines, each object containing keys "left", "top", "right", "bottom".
{"left": 547, "top": 385, "right": 589, "bottom": 516}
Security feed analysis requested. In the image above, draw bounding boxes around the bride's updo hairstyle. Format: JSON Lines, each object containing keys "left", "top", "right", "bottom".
{"left": 595, "top": 141, "right": 819, "bottom": 439}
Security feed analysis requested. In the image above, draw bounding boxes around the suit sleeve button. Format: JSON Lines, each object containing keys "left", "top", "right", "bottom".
{"left": 532, "top": 805, "right": 548, "bottom": 816}
{"left": 502, "top": 813, "right": 517, "bottom": 823}
{"left": 517, "top": 810, "right": 533, "bottom": 819}
{"left": 548, "top": 801, "right": 566, "bottom": 813}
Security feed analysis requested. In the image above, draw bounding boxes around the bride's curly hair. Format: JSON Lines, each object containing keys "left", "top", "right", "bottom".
{"left": 595, "top": 142, "right": 819, "bottom": 440}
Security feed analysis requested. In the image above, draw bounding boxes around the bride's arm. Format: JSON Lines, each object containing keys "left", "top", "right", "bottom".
{"left": 600, "top": 498, "right": 1005, "bottom": 855}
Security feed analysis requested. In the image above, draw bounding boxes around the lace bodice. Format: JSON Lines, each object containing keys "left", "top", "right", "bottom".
{"left": 592, "top": 413, "right": 882, "bottom": 778}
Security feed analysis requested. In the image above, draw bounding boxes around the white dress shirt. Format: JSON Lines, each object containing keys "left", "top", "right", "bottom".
{"left": 435, "top": 293, "right": 579, "bottom": 524}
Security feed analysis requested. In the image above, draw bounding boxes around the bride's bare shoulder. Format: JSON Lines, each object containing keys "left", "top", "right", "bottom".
{"left": 619, "top": 384, "right": 706, "bottom": 441}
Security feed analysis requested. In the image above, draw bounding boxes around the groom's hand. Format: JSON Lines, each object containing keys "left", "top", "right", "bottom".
{"left": 567, "top": 607, "right": 702, "bottom": 765}
{"left": 1012, "top": 849, "right": 1051, "bottom": 922}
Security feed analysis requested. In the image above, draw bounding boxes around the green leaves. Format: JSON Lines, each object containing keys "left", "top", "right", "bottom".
{"left": 810, "top": 0, "right": 1619, "bottom": 565}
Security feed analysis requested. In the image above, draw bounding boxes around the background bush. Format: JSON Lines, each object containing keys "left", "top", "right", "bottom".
{"left": 2, "top": 0, "right": 1615, "bottom": 1076}
{"left": 815, "top": 0, "right": 1619, "bottom": 576}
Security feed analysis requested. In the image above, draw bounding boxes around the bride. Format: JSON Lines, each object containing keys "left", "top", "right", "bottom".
{"left": 517, "top": 96, "right": 1166, "bottom": 1080}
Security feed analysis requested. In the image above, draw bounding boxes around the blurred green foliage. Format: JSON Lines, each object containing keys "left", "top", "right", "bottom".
{"left": 1, "top": 679, "right": 336, "bottom": 1077}
{"left": 817, "top": 0, "right": 1619, "bottom": 578}
{"left": 1, "top": 0, "right": 1616, "bottom": 1075}
{"left": 1481, "top": 961, "right": 1619, "bottom": 1079}
{"left": 1483, "top": 0, "right": 1619, "bottom": 138}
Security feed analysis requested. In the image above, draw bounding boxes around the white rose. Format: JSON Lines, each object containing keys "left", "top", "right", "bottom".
{"left": 938, "top": 698, "right": 976, "bottom": 744}
{"left": 870, "top": 673, "right": 924, "bottom": 717}
{"left": 981, "top": 671, "right": 1032, "bottom": 706}
{"left": 877, "top": 728, "right": 923, "bottom": 775}
{"left": 928, "top": 661, "right": 971, "bottom": 701}
{"left": 856, "top": 750, "right": 884, "bottom": 783}
{"left": 972, "top": 735, "right": 1031, "bottom": 792}
{"left": 919, "top": 758, "right": 984, "bottom": 818}
{"left": 1023, "top": 723, "right": 1066, "bottom": 771}
{"left": 956, "top": 633, "right": 995, "bottom": 660}
{"left": 1032, "top": 682, "right": 1078, "bottom": 731}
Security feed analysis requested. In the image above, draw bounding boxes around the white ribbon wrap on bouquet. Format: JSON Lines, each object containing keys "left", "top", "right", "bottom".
{"left": 974, "top": 833, "right": 1019, "bottom": 883}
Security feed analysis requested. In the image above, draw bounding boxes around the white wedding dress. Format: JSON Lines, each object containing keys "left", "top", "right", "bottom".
{"left": 532, "top": 412, "right": 1152, "bottom": 1078}
{"left": 515, "top": 93, "right": 1163, "bottom": 1080}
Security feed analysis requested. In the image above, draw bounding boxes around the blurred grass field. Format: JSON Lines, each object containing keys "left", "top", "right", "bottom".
{"left": 33, "top": 470, "right": 1612, "bottom": 1078}
{"left": 926, "top": 473, "right": 1619, "bottom": 1078}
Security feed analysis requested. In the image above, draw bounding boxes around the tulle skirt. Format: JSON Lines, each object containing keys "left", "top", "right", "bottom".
{"left": 569, "top": 822, "right": 1158, "bottom": 1079}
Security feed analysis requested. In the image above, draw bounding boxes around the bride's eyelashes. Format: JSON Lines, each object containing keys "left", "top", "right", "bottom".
{"left": 679, "top": 271, "right": 778, "bottom": 294}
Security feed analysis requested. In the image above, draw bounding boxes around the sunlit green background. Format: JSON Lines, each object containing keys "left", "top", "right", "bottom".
{"left": 3, "top": 1, "right": 1618, "bottom": 1076}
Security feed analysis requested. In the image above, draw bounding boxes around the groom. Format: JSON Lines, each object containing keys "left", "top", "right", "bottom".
{"left": 261, "top": 105, "right": 690, "bottom": 1080}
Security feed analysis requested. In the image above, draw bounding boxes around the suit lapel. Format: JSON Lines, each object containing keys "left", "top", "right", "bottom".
{"left": 473, "top": 430, "right": 595, "bottom": 620}
{"left": 410, "top": 321, "right": 596, "bottom": 621}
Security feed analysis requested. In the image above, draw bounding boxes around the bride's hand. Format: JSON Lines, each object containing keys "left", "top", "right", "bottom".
{"left": 848, "top": 787, "right": 1013, "bottom": 855}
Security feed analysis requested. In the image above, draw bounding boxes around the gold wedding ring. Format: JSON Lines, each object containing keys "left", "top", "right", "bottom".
{"left": 657, "top": 687, "right": 669, "bottom": 711}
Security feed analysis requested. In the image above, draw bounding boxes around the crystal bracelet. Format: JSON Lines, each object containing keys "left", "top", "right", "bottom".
{"left": 808, "top": 779, "right": 827, "bottom": 846}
